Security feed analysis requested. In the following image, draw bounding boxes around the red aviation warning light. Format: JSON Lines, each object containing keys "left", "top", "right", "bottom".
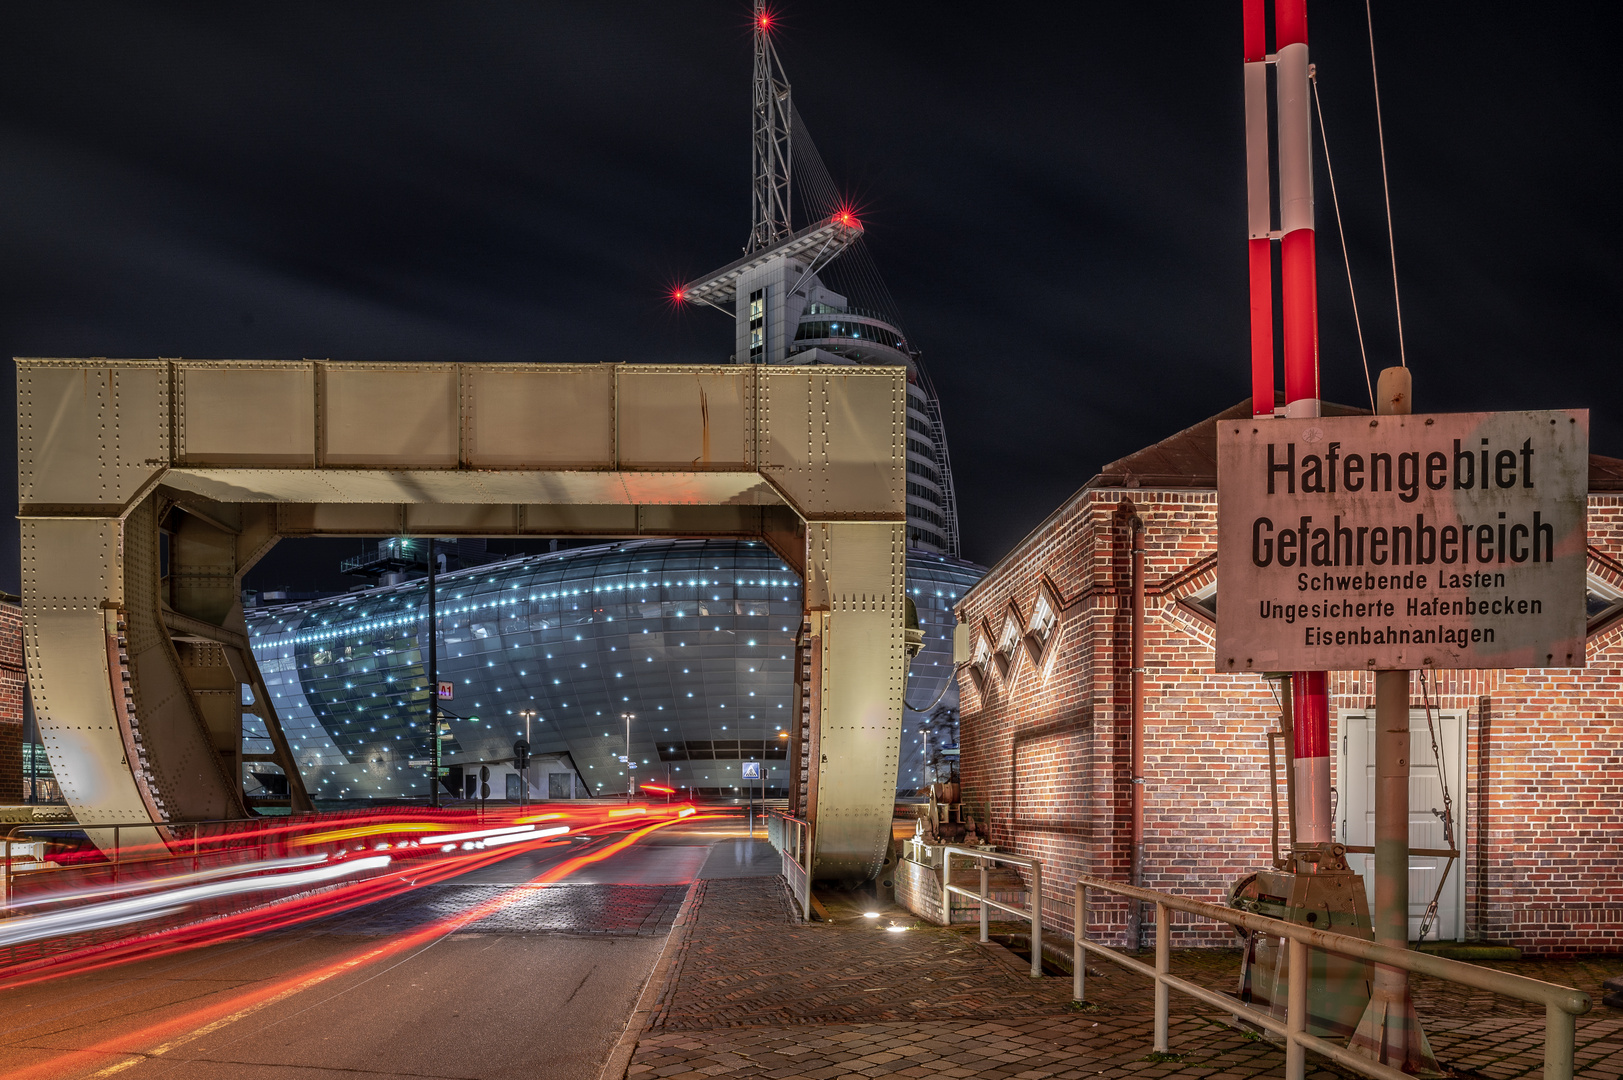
{"left": 755, "top": 7, "right": 775, "bottom": 32}
{"left": 669, "top": 286, "right": 687, "bottom": 304}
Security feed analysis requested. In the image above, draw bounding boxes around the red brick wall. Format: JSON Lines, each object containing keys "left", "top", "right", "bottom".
{"left": 957, "top": 489, "right": 1623, "bottom": 956}
{"left": 0, "top": 600, "right": 24, "bottom": 803}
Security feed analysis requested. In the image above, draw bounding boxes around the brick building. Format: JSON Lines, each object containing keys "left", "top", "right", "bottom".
{"left": 1, "top": 593, "right": 25, "bottom": 803}
{"left": 954, "top": 401, "right": 1623, "bottom": 956}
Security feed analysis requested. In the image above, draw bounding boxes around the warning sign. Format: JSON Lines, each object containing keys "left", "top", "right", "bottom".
{"left": 1216, "top": 410, "right": 1587, "bottom": 671}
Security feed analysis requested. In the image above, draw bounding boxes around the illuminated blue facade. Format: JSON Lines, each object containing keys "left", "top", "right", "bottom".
{"left": 247, "top": 539, "right": 983, "bottom": 801}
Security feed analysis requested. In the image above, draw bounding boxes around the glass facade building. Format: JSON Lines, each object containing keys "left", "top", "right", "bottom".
{"left": 247, "top": 539, "right": 984, "bottom": 801}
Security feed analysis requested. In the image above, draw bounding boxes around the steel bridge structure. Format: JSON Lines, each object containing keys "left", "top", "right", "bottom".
{"left": 17, "top": 359, "right": 908, "bottom": 881}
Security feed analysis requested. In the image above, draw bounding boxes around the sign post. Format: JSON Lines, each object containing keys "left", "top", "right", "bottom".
{"left": 742, "top": 760, "right": 762, "bottom": 838}
{"left": 1219, "top": 397, "right": 1587, "bottom": 1067}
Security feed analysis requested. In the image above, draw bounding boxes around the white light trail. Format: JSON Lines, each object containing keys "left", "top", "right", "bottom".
{"left": 432, "top": 824, "right": 539, "bottom": 845}
{"left": 478, "top": 826, "right": 569, "bottom": 847}
{"left": 3, "top": 854, "right": 333, "bottom": 912}
{"left": 0, "top": 855, "right": 392, "bottom": 948}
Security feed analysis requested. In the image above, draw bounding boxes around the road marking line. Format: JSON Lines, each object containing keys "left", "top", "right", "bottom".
{"left": 87, "top": 939, "right": 392, "bottom": 1077}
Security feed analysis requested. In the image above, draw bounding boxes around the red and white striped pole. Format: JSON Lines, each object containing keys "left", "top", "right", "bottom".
{"left": 1277, "top": 0, "right": 1330, "bottom": 847}
{"left": 1244, "top": 0, "right": 1331, "bottom": 847}
{"left": 1276, "top": 0, "right": 1320, "bottom": 424}
{"left": 1242, "top": 0, "right": 1272, "bottom": 419}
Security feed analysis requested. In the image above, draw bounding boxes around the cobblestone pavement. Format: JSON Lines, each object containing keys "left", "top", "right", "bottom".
{"left": 622, "top": 877, "right": 1623, "bottom": 1080}
{"left": 315, "top": 881, "right": 688, "bottom": 936}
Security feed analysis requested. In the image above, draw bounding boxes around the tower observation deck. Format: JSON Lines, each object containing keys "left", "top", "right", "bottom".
{"left": 678, "top": 4, "right": 965, "bottom": 559}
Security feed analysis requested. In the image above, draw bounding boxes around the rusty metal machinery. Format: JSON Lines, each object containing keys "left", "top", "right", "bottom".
{"left": 1231, "top": 845, "right": 1375, "bottom": 1038}
{"left": 17, "top": 359, "right": 908, "bottom": 880}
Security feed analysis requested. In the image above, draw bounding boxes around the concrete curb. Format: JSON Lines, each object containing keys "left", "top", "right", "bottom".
{"left": 596, "top": 877, "right": 704, "bottom": 1080}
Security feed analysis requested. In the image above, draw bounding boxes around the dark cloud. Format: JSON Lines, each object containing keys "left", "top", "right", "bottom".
{"left": 3, "top": 2, "right": 1617, "bottom": 591}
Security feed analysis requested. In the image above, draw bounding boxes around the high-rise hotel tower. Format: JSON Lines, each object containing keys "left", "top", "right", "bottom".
{"left": 676, "top": 6, "right": 963, "bottom": 558}
{"left": 243, "top": 7, "right": 982, "bottom": 805}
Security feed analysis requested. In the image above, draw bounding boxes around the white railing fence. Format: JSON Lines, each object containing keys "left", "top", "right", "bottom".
{"left": 939, "top": 845, "right": 1044, "bottom": 978}
{"left": 1071, "top": 874, "right": 1590, "bottom": 1080}
{"left": 766, "top": 810, "right": 812, "bottom": 921}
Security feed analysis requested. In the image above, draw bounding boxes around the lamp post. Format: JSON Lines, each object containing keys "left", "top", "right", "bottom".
{"left": 621, "top": 712, "right": 634, "bottom": 802}
{"left": 921, "top": 728, "right": 931, "bottom": 791}
{"left": 425, "top": 537, "right": 441, "bottom": 810}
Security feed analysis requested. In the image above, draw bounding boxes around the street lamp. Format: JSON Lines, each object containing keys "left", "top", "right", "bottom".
{"left": 621, "top": 712, "right": 635, "bottom": 802}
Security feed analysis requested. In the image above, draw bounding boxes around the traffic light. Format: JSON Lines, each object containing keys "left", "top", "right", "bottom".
{"left": 513, "top": 739, "right": 531, "bottom": 769}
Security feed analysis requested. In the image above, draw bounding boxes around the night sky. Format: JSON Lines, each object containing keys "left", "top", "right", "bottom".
{"left": 3, "top": 2, "right": 1617, "bottom": 595}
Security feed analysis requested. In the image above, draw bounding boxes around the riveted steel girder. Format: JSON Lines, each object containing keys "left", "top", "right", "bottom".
{"left": 17, "top": 359, "right": 907, "bottom": 880}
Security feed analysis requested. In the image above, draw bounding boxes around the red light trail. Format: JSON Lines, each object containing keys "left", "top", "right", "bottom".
{"left": 0, "top": 803, "right": 707, "bottom": 988}
{"left": 1, "top": 810, "right": 727, "bottom": 1080}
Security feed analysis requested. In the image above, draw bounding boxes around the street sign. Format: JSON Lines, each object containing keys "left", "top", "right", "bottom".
{"left": 741, "top": 760, "right": 761, "bottom": 780}
{"left": 437, "top": 681, "right": 454, "bottom": 700}
{"left": 513, "top": 740, "right": 530, "bottom": 768}
{"left": 1216, "top": 410, "right": 1588, "bottom": 671}
{"left": 407, "top": 758, "right": 430, "bottom": 766}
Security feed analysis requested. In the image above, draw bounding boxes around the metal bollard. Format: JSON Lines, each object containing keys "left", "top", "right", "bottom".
{"left": 941, "top": 853, "right": 951, "bottom": 926}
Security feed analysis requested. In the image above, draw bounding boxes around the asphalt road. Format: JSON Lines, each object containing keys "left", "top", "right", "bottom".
{"left": 0, "top": 819, "right": 758, "bottom": 1080}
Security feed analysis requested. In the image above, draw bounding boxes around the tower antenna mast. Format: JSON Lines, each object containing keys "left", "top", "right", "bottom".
{"left": 748, "top": 2, "right": 793, "bottom": 252}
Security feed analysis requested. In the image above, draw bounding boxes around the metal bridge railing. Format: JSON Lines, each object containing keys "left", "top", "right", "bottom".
{"left": 765, "top": 810, "right": 812, "bottom": 921}
{"left": 1071, "top": 874, "right": 1590, "bottom": 1080}
{"left": 940, "top": 844, "right": 1044, "bottom": 978}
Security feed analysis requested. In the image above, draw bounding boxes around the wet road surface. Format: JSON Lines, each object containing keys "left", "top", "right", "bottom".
{"left": 0, "top": 819, "right": 758, "bottom": 1080}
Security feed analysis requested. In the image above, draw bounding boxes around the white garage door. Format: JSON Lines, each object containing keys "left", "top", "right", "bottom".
{"left": 1338, "top": 709, "right": 1464, "bottom": 943}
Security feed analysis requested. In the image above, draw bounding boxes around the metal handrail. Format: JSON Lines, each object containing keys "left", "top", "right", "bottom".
{"left": 1071, "top": 874, "right": 1590, "bottom": 1080}
{"left": 765, "top": 809, "right": 813, "bottom": 922}
{"left": 939, "top": 845, "right": 1044, "bottom": 978}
